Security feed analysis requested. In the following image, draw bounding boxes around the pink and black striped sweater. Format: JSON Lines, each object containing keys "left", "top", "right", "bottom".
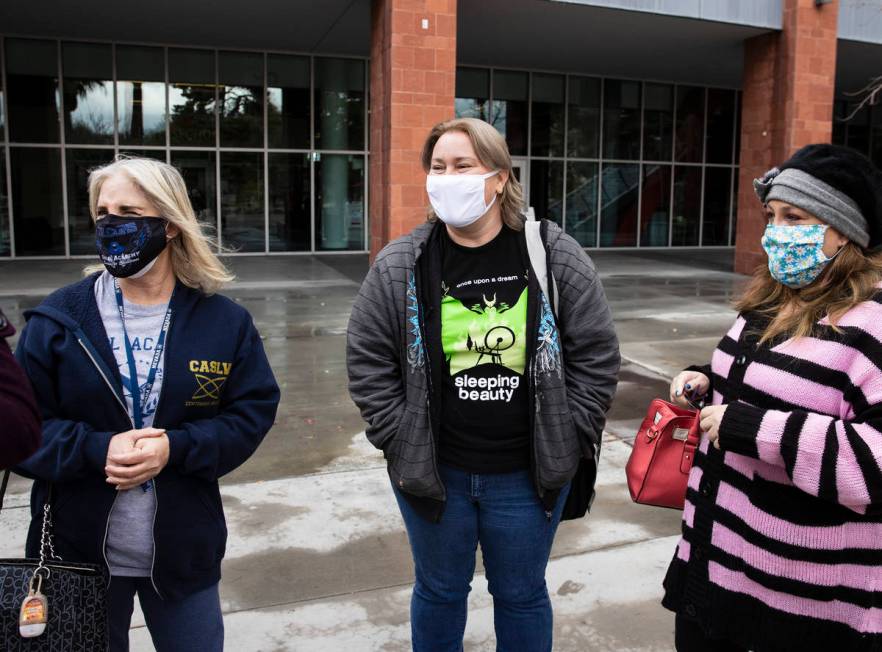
{"left": 663, "top": 299, "right": 882, "bottom": 651}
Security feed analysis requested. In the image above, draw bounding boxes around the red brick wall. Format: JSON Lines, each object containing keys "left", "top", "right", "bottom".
{"left": 369, "top": 0, "right": 457, "bottom": 259}
{"left": 734, "top": 0, "right": 839, "bottom": 275}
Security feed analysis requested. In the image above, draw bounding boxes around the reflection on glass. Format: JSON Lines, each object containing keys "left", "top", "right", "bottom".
{"left": 640, "top": 164, "right": 671, "bottom": 246}
{"left": 846, "top": 102, "right": 871, "bottom": 155}
{"left": 643, "top": 84, "right": 673, "bottom": 162}
{"left": 600, "top": 163, "right": 639, "bottom": 246}
{"left": 455, "top": 67, "right": 489, "bottom": 121}
{"left": 315, "top": 58, "right": 365, "bottom": 151}
{"left": 675, "top": 86, "right": 705, "bottom": 163}
{"left": 169, "top": 48, "right": 217, "bottom": 147}
{"left": 171, "top": 150, "right": 217, "bottom": 226}
{"left": 530, "top": 160, "right": 563, "bottom": 224}
{"left": 603, "top": 80, "right": 641, "bottom": 161}
{"left": 832, "top": 100, "right": 847, "bottom": 150}
{"left": 702, "top": 167, "right": 731, "bottom": 246}
{"left": 269, "top": 153, "right": 310, "bottom": 251}
{"left": 568, "top": 76, "right": 600, "bottom": 159}
{"left": 117, "top": 45, "right": 166, "bottom": 146}
{"left": 316, "top": 154, "right": 364, "bottom": 251}
{"left": 531, "top": 74, "right": 564, "bottom": 157}
{"left": 220, "top": 152, "right": 263, "bottom": 252}
{"left": 6, "top": 39, "right": 60, "bottom": 143}
{"left": 220, "top": 51, "right": 263, "bottom": 148}
{"left": 730, "top": 172, "right": 739, "bottom": 246}
{"left": 706, "top": 89, "right": 735, "bottom": 164}
{"left": 119, "top": 150, "right": 166, "bottom": 162}
{"left": 672, "top": 166, "right": 702, "bottom": 245}
{"left": 67, "top": 149, "right": 115, "bottom": 254}
{"left": 872, "top": 105, "right": 882, "bottom": 169}
{"left": 11, "top": 147, "right": 64, "bottom": 255}
{"left": 268, "top": 54, "right": 310, "bottom": 149}
{"left": 566, "top": 162, "right": 598, "bottom": 247}
{"left": 491, "top": 71, "right": 528, "bottom": 156}
{"left": 62, "top": 42, "right": 114, "bottom": 144}
{"left": 0, "top": 156, "right": 8, "bottom": 256}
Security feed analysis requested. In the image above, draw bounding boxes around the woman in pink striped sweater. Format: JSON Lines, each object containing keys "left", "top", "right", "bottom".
{"left": 664, "top": 144, "right": 882, "bottom": 651}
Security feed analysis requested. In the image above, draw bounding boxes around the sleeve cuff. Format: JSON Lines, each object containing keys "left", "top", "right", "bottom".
{"left": 83, "top": 430, "right": 115, "bottom": 471}
{"left": 166, "top": 428, "right": 188, "bottom": 466}
{"left": 718, "top": 402, "right": 765, "bottom": 458}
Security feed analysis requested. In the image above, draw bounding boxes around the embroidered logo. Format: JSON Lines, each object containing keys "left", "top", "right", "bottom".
{"left": 186, "top": 360, "right": 232, "bottom": 407}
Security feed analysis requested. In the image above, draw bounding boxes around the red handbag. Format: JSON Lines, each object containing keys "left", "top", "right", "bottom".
{"left": 625, "top": 399, "right": 701, "bottom": 509}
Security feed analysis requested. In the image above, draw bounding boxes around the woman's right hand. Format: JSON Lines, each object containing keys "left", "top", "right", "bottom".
{"left": 669, "top": 371, "right": 710, "bottom": 408}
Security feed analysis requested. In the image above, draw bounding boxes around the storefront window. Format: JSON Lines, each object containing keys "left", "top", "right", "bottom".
{"left": 643, "top": 83, "right": 673, "bottom": 162}
{"left": 600, "top": 163, "right": 639, "bottom": 246}
{"left": 5, "top": 39, "right": 60, "bottom": 143}
{"left": 117, "top": 45, "right": 166, "bottom": 146}
{"left": 171, "top": 150, "right": 217, "bottom": 226}
{"left": 846, "top": 102, "right": 872, "bottom": 155}
{"left": 220, "top": 151, "right": 263, "bottom": 252}
{"left": 268, "top": 54, "right": 310, "bottom": 150}
{"left": 67, "top": 149, "right": 114, "bottom": 254}
{"left": 315, "top": 58, "right": 365, "bottom": 151}
{"left": 0, "top": 157, "right": 8, "bottom": 256}
{"left": 640, "top": 164, "right": 671, "bottom": 246}
{"left": 62, "top": 42, "right": 114, "bottom": 145}
{"left": 531, "top": 74, "right": 565, "bottom": 157}
{"left": 565, "top": 161, "right": 598, "bottom": 247}
{"left": 603, "top": 80, "right": 641, "bottom": 161}
{"left": 675, "top": 86, "right": 705, "bottom": 163}
{"left": 315, "top": 154, "right": 364, "bottom": 251}
{"left": 220, "top": 51, "right": 263, "bottom": 148}
{"left": 568, "top": 76, "right": 600, "bottom": 159}
{"left": 702, "top": 167, "right": 731, "bottom": 246}
{"left": 269, "top": 153, "right": 310, "bottom": 251}
{"left": 491, "top": 71, "right": 528, "bottom": 156}
{"left": 530, "top": 160, "right": 563, "bottom": 224}
{"left": 11, "top": 147, "right": 64, "bottom": 256}
{"left": 872, "top": 106, "right": 882, "bottom": 169}
{"left": 455, "top": 67, "right": 489, "bottom": 121}
{"left": 169, "top": 48, "right": 217, "bottom": 147}
{"left": 672, "top": 166, "right": 702, "bottom": 245}
{"left": 706, "top": 88, "right": 735, "bottom": 164}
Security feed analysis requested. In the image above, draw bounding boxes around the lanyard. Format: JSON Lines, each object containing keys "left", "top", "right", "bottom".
{"left": 113, "top": 279, "right": 173, "bottom": 430}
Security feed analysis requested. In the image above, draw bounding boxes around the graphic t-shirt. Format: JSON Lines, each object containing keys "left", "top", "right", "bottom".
{"left": 438, "top": 226, "right": 530, "bottom": 473}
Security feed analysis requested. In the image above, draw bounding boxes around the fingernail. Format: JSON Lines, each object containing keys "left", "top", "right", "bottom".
{"left": 675, "top": 390, "right": 682, "bottom": 396}
{"left": 685, "top": 383, "right": 692, "bottom": 390}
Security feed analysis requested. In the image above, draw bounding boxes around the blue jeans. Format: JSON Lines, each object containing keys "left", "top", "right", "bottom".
{"left": 394, "top": 464, "right": 570, "bottom": 652}
{"left": 107, "top": 577, "right": 223, "bottom": 652}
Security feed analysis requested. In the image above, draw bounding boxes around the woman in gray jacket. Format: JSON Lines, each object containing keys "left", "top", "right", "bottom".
{"left": 347, "top": 117, "right": 619, "bottom": 652}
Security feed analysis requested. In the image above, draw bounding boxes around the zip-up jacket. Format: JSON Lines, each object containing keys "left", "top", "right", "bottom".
{"left": 347, "top": 220, "right": 620, "bottom": 521}
{"left": 0, "top": 310, "right": 41, "bottom": 468}
{"left": 14, "top": 274, "right": 279, "bottom": 600}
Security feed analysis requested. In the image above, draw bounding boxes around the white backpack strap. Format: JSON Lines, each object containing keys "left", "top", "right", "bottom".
{"left": 524, "top": 213, "right": 557, "bottom": 317}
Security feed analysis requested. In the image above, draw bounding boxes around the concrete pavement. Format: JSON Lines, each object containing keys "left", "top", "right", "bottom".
{"left": 0, "top": 248, "right": 744, "bottom": 651}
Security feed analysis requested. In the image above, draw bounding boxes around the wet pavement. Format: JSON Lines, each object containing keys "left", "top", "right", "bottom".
{"left": 0, "top": 247, "right": 745, "bottom": 651}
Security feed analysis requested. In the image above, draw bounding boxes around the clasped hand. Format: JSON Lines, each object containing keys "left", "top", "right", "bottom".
{"left": 105, "top": 428, "right": 170, "bottom": 491}
{"left": 669, "top": 371, "right": 727, "bottom": 449}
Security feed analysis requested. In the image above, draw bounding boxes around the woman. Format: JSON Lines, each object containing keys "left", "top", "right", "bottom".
{"left": 15, "top": 157, "right": 280, "bottom": 651}
{"left": 347, "top": 117, "right": 620, "bottom": 651}
{"left": 0, "top": 308, "right": 41, "bottom": 467}
{"left": 665, "top": 144, "right": 882, "bottom": 651}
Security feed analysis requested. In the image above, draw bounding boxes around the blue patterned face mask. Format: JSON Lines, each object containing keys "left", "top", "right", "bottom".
{"left": 762, "top": 224, "right": 839, "bottom": 289}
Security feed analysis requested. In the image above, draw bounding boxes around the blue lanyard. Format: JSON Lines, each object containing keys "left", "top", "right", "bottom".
{"left": 113, "top": 279, "right": 173, "bottom": 430}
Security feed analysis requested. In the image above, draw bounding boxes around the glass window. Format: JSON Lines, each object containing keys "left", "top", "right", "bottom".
{"left": 0, "top": 46, "right": 5, "bottom": 142}
{"left": 603, "top": 80, "right": 641, "bottom": 161}
{"left": 640, "top": 164, "right": 671, "bottom": 246}
{"left": 643, "top": 83, "right": 673, "bottom": 162}
{"left": 599, "top": 163, "right": 639, "bottom": 246}
{"left": 62, "top": 42, "right": 114, "bottom": 144}
{"left": 491, "top": 70, "right": 528, "bottom": 156}
{"left": 0, "top": 156, "right": 8, "bottom": 256}
{"left": 734, "top": 92, "right": 742, "bottom": 164}
{"left": 730, "top": 170, "right": 739, "bottom": 246}
{"left": 6, "top": 39, "right": 60, "bottom": 143}
{"left": 220, "top": 151, "right": 263, "bottom": 252}
{"left": 119, "top": 149, "right": 166, "bottom": 161}
{"left": 702, "top": 167, "right": 732, "bottom": 246}
{"left": 455, "top": 67, "right": 489, "bottom": 121}
{"left": 568, "top": 76, "right": 600, "bottom": 159}
{"left": 315, "top": 58, "right": 365, "bottom": 151}
{"left": 169, "top": 48, "right": 216, "bottom": 147}
{"left": 529, "top": 160, "right": 563, "bottom": 224}
{"left": 67, "top": 148, "right": 114, "bottom": 254}
{"left": 219, "top": 51, "right": 263, "bottom": 148}
{"left": 315, "top": 153, "right": 364, "bottom": 251}
{"left": 531, "top": 74, "right": 564, "bottom": 157}
{"left": 872, "top": 105, "right": 882, "bottom": 169}
{"left": 675, "top": 86, "right": 705, "bottom": 163}
{"left": 268, "top": 153, "right": 310, "bottom": 251}
{"left": 117, "top": 45, "right": 166, "bottom": 146}
{"left": 268, "top": 54, "right": 310, "bottom": 149}
{"left": 11, "top": 147, "right": 64, "bottom": 255}
{"left": 171, "top": 150, "right": 217, "bottom": 225}
{"left": 706, "top": 88, "right": 735, "bottom": 164}
{"left": 565, "top": 161, "right": 598, "bottom": 247}
{"left": 832, "top": 100, "right": 848, "bottom": 147}
{"left": 846, "top": 102, "right": 871, "bottom": 156}
{"left": 672, "top": 166, "right": 702, "bottom": 245}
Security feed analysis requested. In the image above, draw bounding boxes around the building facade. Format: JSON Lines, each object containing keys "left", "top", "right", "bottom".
{"left": 1, "top": 0, "right": 880, "bottom": 270}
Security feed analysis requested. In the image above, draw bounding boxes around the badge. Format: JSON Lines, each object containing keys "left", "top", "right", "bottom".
{"left": 19, "top": 572, "right": 48, "bottom": 638}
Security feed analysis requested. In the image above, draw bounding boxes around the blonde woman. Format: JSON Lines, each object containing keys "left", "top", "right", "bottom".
{"left": 14, "top": 157, "right": 280, "bottom": 651}
{"left": 347, "top": 118, "right": 620, "bottom": 650}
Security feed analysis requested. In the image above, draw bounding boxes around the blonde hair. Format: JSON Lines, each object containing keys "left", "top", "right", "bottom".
{"left": 736, "top": 243, "right": 882, "bottom": 344}
{"left": 420, "top": 118, "right": 526, "bottom": 230}
{"left": 86, "top": 156, "right": 234, "bottom": 295}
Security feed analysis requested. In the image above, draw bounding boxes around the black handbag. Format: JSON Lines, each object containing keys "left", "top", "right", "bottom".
{"left": 0, "top": 470, "right": 109, "bottom": 651}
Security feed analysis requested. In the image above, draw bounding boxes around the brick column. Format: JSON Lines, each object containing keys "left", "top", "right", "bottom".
{"left": 734, "top": 0, "right": 839, "bottom": 274}
{"left": 369, "top": 0, "right": 457, "bottom": 259}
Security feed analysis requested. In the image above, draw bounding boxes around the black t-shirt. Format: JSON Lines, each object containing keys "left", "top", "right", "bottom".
{"left": 437, "top": 225, "right": 531, "bottom": 473}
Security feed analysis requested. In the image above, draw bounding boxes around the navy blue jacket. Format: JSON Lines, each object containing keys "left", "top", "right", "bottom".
{"left": 15, "top": 274, "right": 280, "bottom": 600}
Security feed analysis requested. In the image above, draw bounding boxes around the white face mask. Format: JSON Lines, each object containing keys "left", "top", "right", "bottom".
{"left": 426, "top": 170, "right": 499, "bottom": 228}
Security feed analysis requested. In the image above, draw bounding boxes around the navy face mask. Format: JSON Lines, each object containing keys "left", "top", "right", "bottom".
{"left": 95, "top": 215, "right": 168, "bottom": 278}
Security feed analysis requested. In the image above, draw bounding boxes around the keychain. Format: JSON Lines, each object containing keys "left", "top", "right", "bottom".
{"left": 19, "top": 571, "right": 49, "bottom": 638}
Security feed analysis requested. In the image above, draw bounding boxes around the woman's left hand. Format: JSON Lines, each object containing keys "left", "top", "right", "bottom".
{"left": 699, "top": 405, "right": 728, "bottom": 449}
{"left": 105, "top": 433, "right": 170, "bottom": 490}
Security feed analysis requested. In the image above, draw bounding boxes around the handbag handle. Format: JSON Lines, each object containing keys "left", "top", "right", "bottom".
{"left": 0, "top": 468, "right": 60, "bottom": 569}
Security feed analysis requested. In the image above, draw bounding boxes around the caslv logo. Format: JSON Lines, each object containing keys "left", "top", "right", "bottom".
{"left": 187, "top": 360, "right": 233, "bottom": 407}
